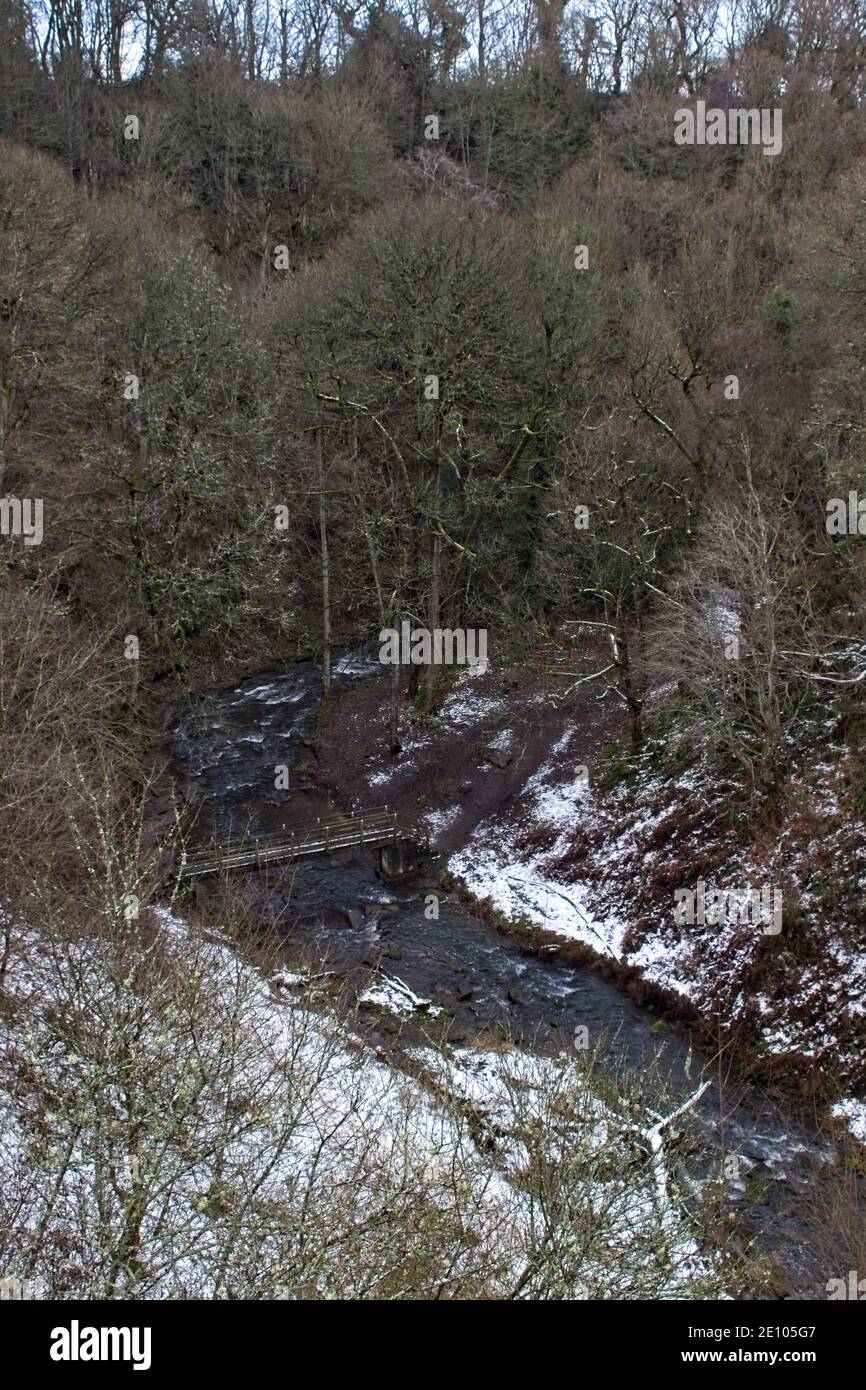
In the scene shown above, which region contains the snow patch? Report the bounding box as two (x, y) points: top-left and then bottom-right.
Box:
(831, 1098), (866, 1145)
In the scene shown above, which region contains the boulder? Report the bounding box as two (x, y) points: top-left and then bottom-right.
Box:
(482, 744), (512, 768)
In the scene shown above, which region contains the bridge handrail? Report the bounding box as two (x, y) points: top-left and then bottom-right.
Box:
(183, 826), (399, 871)
(183, 807), (397, 858)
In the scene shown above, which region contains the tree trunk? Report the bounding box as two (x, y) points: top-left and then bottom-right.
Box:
(0, 388), (10, 494)
(246, 0), (257, 79)
(424, 458), (442, 712)
(389, 638), (401, 753)
(317, 427), (331, 696)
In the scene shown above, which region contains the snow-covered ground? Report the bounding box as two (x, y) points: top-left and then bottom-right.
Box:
(446, 734), (866, 1145)
(358, 972), (443, 1017)
(364, 668), (507, 794)
(422, 804), (462, 844)
(0, 904), (720, 1299)
(831, 1098), (866, 1145)
(450, 738), (627, 959)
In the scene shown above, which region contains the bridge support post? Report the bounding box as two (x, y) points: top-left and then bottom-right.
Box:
(378, 838), (423, 883)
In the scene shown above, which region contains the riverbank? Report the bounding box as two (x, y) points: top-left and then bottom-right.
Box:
(312, 641), (866, 1147)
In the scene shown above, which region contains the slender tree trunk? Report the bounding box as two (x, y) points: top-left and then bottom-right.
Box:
(279, 9), (289, 85)
(246, 0), (257, 79)
(354, 419), (385, 627)
(0, 389), (10, 494)
(389, 632), (401, 753)
(424, 458), (442, 713)
(614, 614), (642, 745)
(360, 505), (384, 627)
(317, 428), (331, 696)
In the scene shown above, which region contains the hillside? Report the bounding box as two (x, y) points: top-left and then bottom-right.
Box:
(2, 0), (866, 1316)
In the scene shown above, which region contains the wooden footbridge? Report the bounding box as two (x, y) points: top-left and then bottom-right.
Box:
(177, 808), (425, 881)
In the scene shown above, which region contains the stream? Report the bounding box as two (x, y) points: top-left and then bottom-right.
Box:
(171, 646), (832, 1292)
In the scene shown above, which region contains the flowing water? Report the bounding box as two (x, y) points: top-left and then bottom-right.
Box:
(171, 647), (833, 1291)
